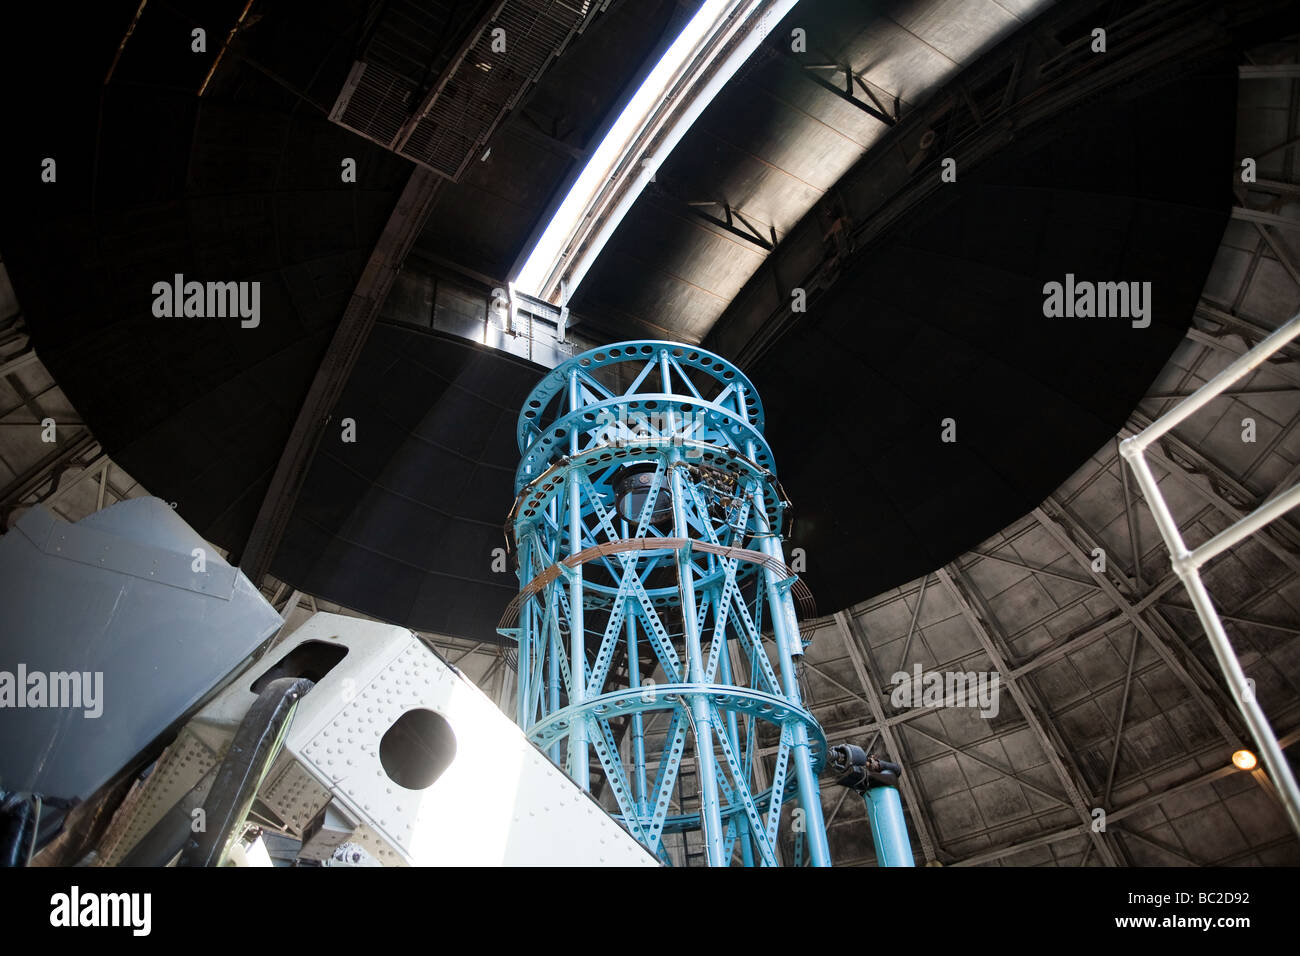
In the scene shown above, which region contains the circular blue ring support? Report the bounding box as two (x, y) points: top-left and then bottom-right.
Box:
(502, 340), (832, 866)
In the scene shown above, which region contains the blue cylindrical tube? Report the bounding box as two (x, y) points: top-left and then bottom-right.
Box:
(864, 785), (915, 867)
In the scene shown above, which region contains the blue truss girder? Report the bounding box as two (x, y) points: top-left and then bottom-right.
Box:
(504, 341), (832, 866)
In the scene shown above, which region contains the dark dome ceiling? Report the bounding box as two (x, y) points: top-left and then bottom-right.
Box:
(760, 57), (1238, 614)
(0, 0), (1274, 642)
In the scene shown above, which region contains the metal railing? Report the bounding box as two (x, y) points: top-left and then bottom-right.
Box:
(1119, 311), (1300, 837)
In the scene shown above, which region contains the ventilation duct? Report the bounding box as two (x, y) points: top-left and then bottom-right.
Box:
(330, 0), (599, 181)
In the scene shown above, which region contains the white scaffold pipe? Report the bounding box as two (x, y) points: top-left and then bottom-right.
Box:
(1121, 310), (1300, 456)
(1117, 309), (1300, 838)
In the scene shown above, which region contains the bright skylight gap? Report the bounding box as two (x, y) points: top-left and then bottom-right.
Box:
(513, 0), (800, 304)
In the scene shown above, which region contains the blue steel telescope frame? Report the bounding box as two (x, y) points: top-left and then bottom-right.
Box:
(499, 340), (832, 866)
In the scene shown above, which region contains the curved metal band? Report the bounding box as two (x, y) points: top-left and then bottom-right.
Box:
(511, 437), (783, 525)
(516, 394), (775, 491)
(525, 683), (827, 771)
(498, 537), (817, 640)
(517, 340), (767, 450)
